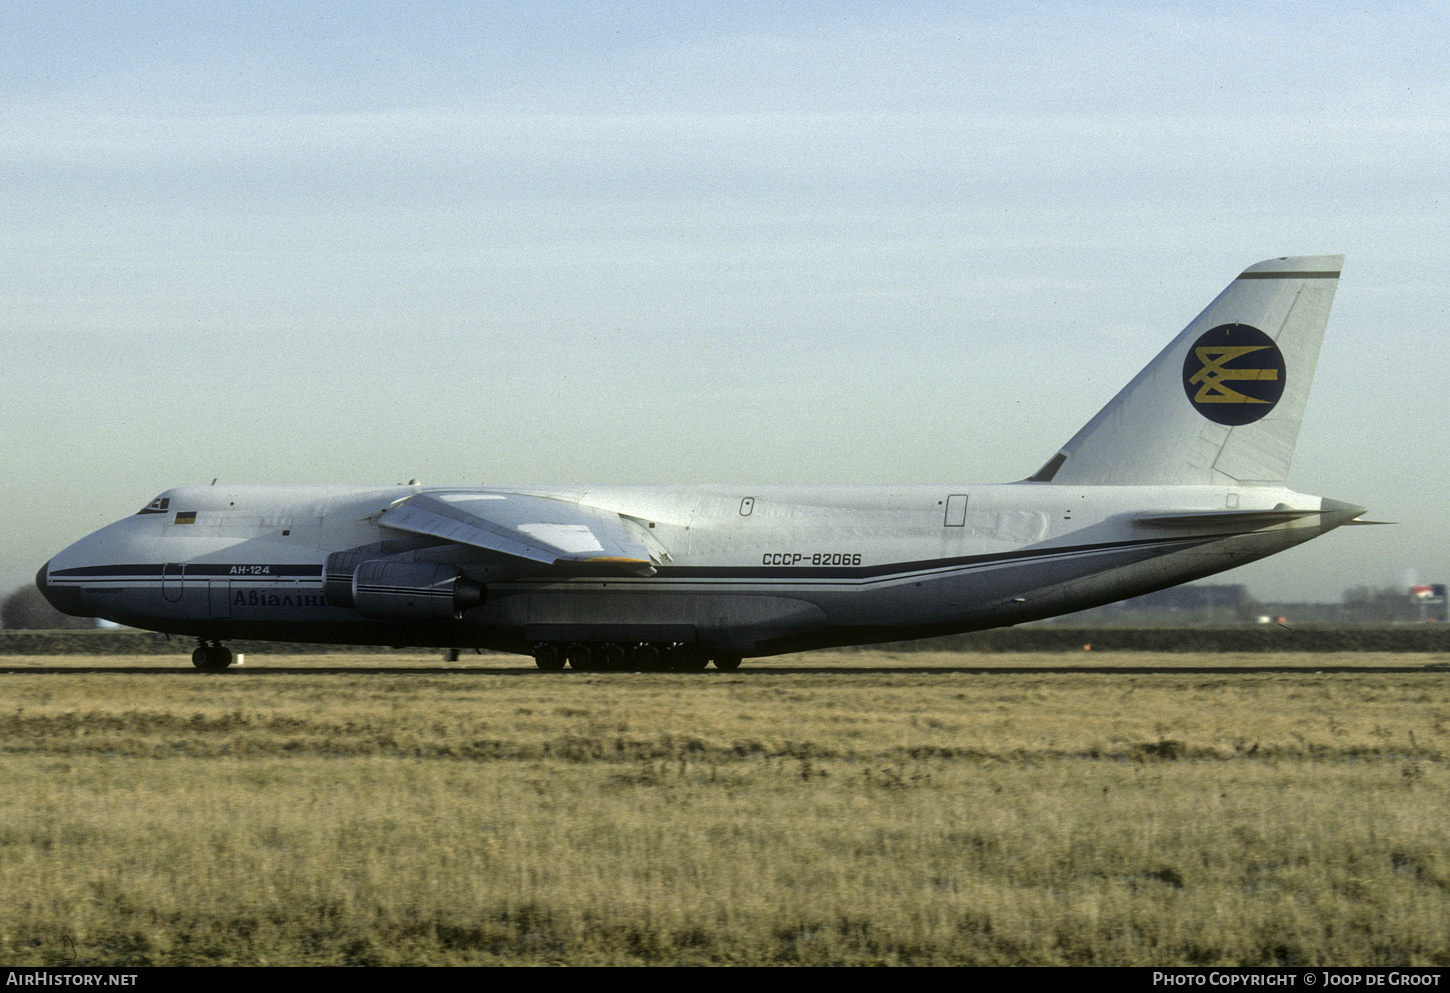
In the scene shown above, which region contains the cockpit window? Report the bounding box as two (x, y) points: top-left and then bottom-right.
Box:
(136, 496), (170, 515)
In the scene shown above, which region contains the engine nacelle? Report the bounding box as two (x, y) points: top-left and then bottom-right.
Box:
(347, 561), (485, 620)
(322, 548), (370, 608)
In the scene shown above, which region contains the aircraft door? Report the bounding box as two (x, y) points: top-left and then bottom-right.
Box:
(209, 581), (232, 619)
(162, 563), (184, 602)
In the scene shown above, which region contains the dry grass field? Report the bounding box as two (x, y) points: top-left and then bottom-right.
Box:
(2, 649), (1448, 966)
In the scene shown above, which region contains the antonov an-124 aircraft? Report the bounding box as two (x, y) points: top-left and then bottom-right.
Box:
(38, 256), (1366, 671)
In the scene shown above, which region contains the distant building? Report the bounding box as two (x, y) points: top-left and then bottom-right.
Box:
(1410, 584), (1447, 622)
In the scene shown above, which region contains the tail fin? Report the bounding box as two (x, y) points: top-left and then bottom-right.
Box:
(1028, 255), (1343, 486)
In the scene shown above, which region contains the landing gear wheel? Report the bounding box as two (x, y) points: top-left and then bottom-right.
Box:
(669, 646), (710, 671)
(597, 644), (627, 670)
(533, 643), (566, 670)
(713, 656), (742, 671)
(566, 644), (596, 670)
(191, 641), (233, 672)
(628, 644), (664, 671)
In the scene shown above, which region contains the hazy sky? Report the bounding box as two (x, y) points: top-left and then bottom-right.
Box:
(5, 1), (1448, 604)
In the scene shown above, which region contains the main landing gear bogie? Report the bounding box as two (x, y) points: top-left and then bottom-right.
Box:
(191, 640), (234, 672)
(531, 641), (742, 672)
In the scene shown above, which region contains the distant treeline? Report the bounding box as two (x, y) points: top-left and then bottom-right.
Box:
(3, 626), (1450, 656)
(872, 625), (1450, 653)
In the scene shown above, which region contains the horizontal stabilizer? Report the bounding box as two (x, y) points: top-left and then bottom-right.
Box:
(1136, 498), (1367, 532)
(1134, 508), (1323, 529)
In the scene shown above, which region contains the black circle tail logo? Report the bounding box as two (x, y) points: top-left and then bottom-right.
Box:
(1181, 324), (1285, 426)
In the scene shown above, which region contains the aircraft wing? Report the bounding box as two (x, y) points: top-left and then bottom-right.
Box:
(376, 491), (669, 576)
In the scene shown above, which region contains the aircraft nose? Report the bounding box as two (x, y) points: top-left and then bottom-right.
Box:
(35, 559), (88, 617)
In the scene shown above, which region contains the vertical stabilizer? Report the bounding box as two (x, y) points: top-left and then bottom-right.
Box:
(1029, 256), (1342, 486)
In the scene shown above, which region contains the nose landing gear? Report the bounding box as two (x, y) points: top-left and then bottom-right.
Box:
(191, 640), (234, 672)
